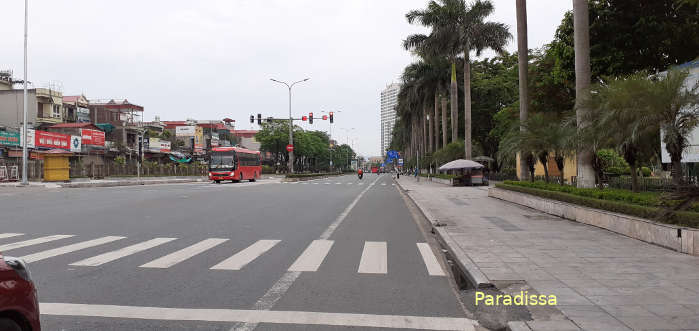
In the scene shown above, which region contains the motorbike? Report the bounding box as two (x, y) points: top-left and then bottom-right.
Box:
(358, 172), (363, 179)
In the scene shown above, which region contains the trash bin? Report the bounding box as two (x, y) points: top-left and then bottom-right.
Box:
(41, 149), (74, 182)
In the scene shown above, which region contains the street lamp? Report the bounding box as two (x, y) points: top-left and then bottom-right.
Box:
(21, 0), (28, 185)
(270, 77), (309, 173)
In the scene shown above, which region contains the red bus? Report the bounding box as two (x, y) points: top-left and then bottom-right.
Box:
(208, 147), (262, 183)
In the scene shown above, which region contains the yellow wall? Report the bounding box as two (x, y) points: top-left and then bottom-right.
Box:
(516, 153), (577, 183)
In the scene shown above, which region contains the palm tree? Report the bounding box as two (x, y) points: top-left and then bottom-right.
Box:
(405, 0), (462, 144)
(573, 0), (595, 188)
(649, 70), (699, 185)
(516, 0), (529, 180)
(455, 0), (511, 160)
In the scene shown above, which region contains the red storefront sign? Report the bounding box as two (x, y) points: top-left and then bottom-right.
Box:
(81, 129), (105, 146)
(35, 130), (70, 150)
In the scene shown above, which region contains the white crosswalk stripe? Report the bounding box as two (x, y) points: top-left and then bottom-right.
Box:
(0, 233), (23, 240)
(0, 235), (74, 252)
(2, 232), (446, 276)
(141, 238), (229, 268)
(288, 240), (333, 272)
(358, 241), (387, 274)
(21, 236), (126, 263)
(211, 240), (280, 270)
(416, 243), (446, 276)
(70, 238), (177, 267)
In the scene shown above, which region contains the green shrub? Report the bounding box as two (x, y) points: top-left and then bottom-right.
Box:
(261, 165), (275, 174)
(496, 183), (699, 228)
(641, 167), (652, 177)
(419, 173), (458, 179)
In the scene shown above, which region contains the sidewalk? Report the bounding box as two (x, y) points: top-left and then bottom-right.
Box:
(0, 176), (206, 188)
(396, 177), (699, 331)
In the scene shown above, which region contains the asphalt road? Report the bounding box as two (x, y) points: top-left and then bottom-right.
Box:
(0, 174), (476, 331)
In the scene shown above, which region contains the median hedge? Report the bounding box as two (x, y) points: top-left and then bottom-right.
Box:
(285, 172), (341, 178)
(419, 173), (459, 180)
(496, 182), (699, 228)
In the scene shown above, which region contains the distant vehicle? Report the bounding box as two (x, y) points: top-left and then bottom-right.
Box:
(208, 147), (262, 183)
(0, 253), (40, 331)
(371, 166), (379, 173)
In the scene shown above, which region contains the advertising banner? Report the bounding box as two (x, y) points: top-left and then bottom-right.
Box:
(159, 140), (171, 153)
(0, 131), (20, 147)
(194, 126), (205, 155)
(35, 130), (70, 150)
(81, 129), (105, 146)
(20, 129), (36, 149)
(77, 107), (90, 123)
(148, 137), (161, 152)
(176, 126), (196, 137)
(70, 135), (82, 152)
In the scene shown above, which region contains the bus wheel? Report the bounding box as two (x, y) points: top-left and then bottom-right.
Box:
(215, 180), (221, 184)
(249, 173), (256, 182)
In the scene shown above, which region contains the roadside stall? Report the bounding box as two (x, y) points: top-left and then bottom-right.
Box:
(41, 149), (74, 182)
(438, 159), (488, 186)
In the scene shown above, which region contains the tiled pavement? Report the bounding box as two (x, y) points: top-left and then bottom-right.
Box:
(397, 177), (699, 331)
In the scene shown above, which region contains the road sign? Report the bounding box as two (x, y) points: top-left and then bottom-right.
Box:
(398, 158), (404, 166)
(286, 144), (294, 152)
(70, 135), (82, 152)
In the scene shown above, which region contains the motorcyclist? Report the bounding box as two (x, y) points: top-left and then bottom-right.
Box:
(358, 168), (363, 179)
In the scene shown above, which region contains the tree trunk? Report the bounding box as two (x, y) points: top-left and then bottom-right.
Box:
(422, 105), (428, 156)
(434, 90), (440, 151)
(543, 161), (549, 183)
(630, 162), (639, 192)
(671, 153), (683, 186)
(450, 61), (458, 143)
(573, 0), (595, 188)
(516, 0), (530, 181)
(441, 97), (448, 148)
(429, 96), (434, 154)
(464, 49), (472, 160)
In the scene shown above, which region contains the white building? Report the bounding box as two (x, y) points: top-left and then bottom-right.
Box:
(380, 82), (400, 155)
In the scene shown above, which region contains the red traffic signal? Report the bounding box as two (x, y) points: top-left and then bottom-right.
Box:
(322, 115), (328, 120)
(309, 112), (314, 124)
(302, 116), (308, 121)
(329, 112), (334, 123)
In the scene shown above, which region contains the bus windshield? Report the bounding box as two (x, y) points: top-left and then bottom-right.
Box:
(210, 151), (235, 169)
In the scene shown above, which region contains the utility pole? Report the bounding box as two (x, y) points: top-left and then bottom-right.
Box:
(21, 0), (29, 185)
(271, 78), (309, 173)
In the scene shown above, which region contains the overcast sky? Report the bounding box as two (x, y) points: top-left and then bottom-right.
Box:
(2, 0), (571, 157)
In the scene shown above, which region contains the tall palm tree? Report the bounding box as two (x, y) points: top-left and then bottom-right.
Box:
(405, 0), (462, 144)
(573, 0), (595, 188)
(455, 0), (511, 160)
(516, 0), (529, 180)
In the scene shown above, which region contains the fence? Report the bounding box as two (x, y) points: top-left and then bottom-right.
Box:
(606, 176), (687, 192)
(1, 161), (44, 181)
(70, 163), (207, 178)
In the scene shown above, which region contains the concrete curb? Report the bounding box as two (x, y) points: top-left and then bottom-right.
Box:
(59, 178), (206, 188)
(393, 178), (493, 289)
(282, 174), (344, 182)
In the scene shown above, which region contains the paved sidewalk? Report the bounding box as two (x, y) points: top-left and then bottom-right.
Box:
(397, 177), (699, 331)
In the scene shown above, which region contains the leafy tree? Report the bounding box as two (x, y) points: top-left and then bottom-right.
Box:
(256, 121), (292, 172)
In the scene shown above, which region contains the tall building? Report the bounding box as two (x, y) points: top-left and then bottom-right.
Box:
(380, 82), (400, 155)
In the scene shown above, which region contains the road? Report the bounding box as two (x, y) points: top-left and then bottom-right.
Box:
(0, 174), (477, 330)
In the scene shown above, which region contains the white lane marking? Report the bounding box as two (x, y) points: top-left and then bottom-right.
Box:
(21, 236), (126, 263)
(358, 182), (364, 185)
(210, 240), (280, 270)
(313, 183), (319, 185)
(287, 240), (333, 272)
(392, 183), (395, 186)
(0, 233), (23, 240)
(0, 235), (74, 252)
(40, 303), (477, 330)
(357, 241), (387, 274)
(70, 238), (177, 266)
(324, 182), (331, 185)
(347, 182), (353, 185)
(335, 182), (342, 185)
(381, 183), (387, 186)
(417, 243), (446, 276)
(233, 176), (381, 331)
(141, 238), (229, 269)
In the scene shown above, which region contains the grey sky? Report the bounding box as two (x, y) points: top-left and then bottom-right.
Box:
(2, 0), (571, 157)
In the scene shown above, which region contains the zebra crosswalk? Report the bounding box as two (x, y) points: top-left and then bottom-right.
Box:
(0, 233), (446, 276)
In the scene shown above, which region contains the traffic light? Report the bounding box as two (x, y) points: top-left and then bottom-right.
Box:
(137, 135), (143, 159)
(322, 115), (328, 120)
(250, 115), (254, 123)
(329, 112), (334, 123)
(267, 117), (273, 123)
(257, 114), (262, 125)
(309, 112), (313, 124)
(302, 115), (308, 121)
